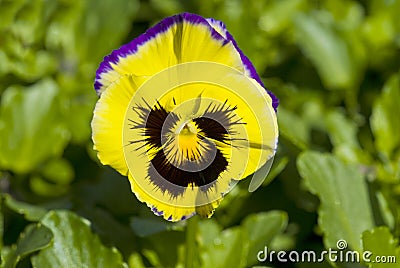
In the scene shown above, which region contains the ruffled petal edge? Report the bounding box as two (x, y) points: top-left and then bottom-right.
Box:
(95, 13), (229, 94)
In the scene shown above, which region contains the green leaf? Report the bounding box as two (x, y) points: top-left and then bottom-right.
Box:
(13, 224), (52, 259)
(259, 0), (306, 36)
(199, 226), (245, 268)
(362, 226), (400, 268)
(130, 217), (176, 237)
(242, 211), (288, 266)
(325, 109), (360, 148)
(0, 0), (27, 30)
(0, 79), (69, 173)
(2, 223), (53, 268)
(370, 73), (400, 158)
(3, 194), (47, 221)
(333, 144), (373, 166)
(1, 247), (12, 268)
(374, 191), (395, 230)
(149, 0), (182, 16)
(294, 12), (358, 89)
(128, 252), (146, 268)
(278, 107), (309, 149)
(46, 0), (139, 65)
(29, 175), (70, 197)
(141, 249), (161, 267)
(262, 156), (289, 187)
(197, 220), (222, 248)
(216, 186), (251, 226)
(78, 207), (137, 255)
(297, 151), (374, 252)
(0, 195), (3, 249)
(1, 3), (58, 82)
(197, 211), (288, 268)
(145, 230), (185, 267)
(323, 0), (363, 29)
(10, 49), (56, 81)
(40, 158), (74, 185)
(63, 93), (96, 144)
(10, 1), (44, 45)
(31, 210), (127, 268)
(82, 0), (139, 62)
(364, 15), (395, 47)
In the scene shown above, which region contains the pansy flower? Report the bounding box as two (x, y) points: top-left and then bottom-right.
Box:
(92, 13), (279, 221)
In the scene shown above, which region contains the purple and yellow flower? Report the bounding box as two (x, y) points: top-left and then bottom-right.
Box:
(91, 13), (279, 221)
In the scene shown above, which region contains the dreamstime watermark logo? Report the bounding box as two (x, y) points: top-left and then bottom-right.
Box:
(257, 239), (397, 264)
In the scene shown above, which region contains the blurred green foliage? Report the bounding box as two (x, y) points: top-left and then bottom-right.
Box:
(0, 0), (400, 267)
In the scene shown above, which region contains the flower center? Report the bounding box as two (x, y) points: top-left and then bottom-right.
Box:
(176, 121), (201, 161)
(128, 99), (241, 192)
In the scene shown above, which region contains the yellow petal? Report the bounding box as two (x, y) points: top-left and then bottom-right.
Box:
(92, 75), (146, 175)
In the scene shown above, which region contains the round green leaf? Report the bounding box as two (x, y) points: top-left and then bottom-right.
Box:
(31, 210), (127, 268)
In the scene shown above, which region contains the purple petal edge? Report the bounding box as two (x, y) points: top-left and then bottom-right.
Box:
(151, 206), (196, 221)
(206, 17), (279, 111)
(151, 206), (163, 216)
(94, 13), (228, 94)
(224, 28), (279, 111)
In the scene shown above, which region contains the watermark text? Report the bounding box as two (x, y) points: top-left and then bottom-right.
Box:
(257, 239), (396, 264)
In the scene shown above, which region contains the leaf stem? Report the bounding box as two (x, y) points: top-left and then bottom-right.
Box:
(185, 215), (199, 268)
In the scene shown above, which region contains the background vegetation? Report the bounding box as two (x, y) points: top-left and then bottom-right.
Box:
(0, 0), (399, 267)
